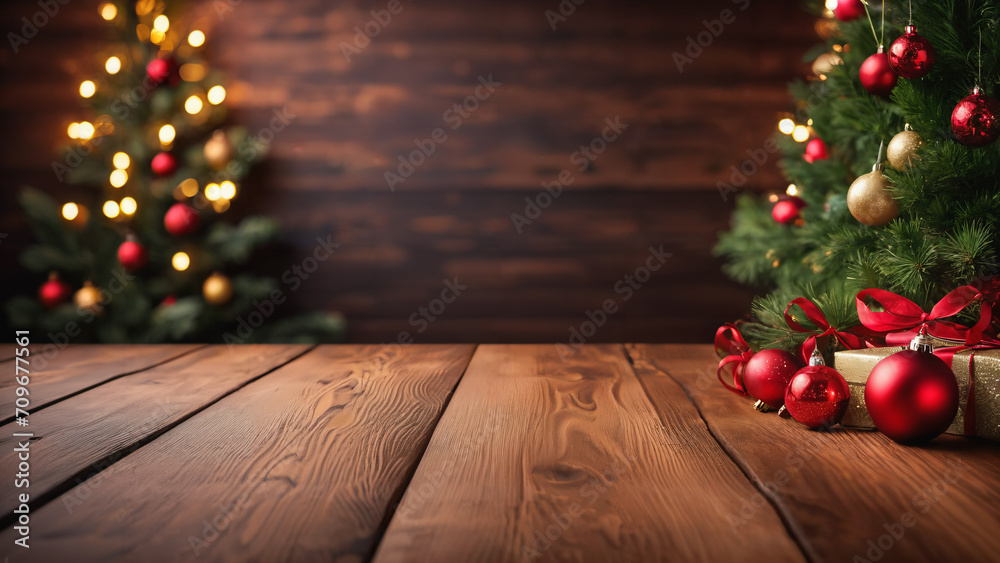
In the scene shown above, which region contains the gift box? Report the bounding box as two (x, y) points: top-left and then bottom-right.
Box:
(834, 344), (1000, 441)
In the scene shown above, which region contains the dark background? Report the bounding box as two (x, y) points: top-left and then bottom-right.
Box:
(0, 0), (816, 343)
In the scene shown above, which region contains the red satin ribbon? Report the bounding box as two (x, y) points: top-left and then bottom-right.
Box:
(783, 297), (870, 362)
(931, 343), (1000, 436)
(716, 323), (752, 396)
(856, 286), (991, 345)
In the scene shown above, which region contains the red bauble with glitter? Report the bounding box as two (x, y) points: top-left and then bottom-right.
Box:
(744, 349), (803, 409)
(833, 0), (865, 21)
(951, 86), (1000, 147)
(865, 337), (959, 443)
(38, 273), (73, 309)
(784, 353), (851, 430)
(804, 138), (828, 163)
(146, 57), (177, 85)
(888, 25), (935, 79)
(117, 238), (148, 271)
(151, 152), (178, 176)
(164, 203), (199, 236)
(772, 196), (806, 225)
(860, 50), (898, 97)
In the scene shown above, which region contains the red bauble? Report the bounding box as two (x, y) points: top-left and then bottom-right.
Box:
(151, 152), (178, 176)
(888, 25), (935, 79)
(743, 349), (803, 409)
(859, 51), (898, 97)
(117, 239), (148, 271)
(865, 349), (959, 443)
(146, 57), (176, 85)
(38, 273), (72, 309)
(164, 203), (199, 236)
(785, 362), (851, 429)
(804, 138), (828, 163)
(951, 87), (1000, 147)
(772, 196), (806, 225)
(160, 294), (177, 307)
(833, 0), (865, 21)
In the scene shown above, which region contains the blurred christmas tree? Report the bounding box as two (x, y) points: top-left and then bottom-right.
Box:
(716, 0), (1000, 353)
(6, 0), (345, 343)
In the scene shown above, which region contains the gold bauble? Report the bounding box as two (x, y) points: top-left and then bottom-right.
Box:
(886, 129), (922, 171)
(74, 281), (104, 314)
(847, 169), (899, 227)
(202, 272), (234, 306)
(812, 52), (843, 78)
(204, 130), (234, 171)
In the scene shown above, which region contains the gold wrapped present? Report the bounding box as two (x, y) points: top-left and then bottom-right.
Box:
(833, 345), (1000, 441)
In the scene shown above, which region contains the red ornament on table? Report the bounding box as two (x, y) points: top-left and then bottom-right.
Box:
(833, 0), (865, 21)
(146, 57), (177, 86)
(164, 203), (199, 236)
(117, 236), (148, 271)
(860, 47), (898, 97)
(772, 196), (806, 225)
(865, 331), (959, 443)
(38, 272), (72, 309)
(888, 25), (935, 79)
(151, 152), (178, 176)
(743, 349), (804, 411)
(951, 86), (1000, 147)
(783, 350), (851, 429)
(803, 138), (828, 163)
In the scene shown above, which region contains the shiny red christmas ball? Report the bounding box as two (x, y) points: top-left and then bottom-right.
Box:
(744, 349), (803, 409)
(865, 350), (959, 443)
(785, 364), (851, 429)
(164, 203), (199, 236)
(38, 274), (72, 309)
(833, 0), (865, 21)
(772, 196), (806, 225)
(888, 25), (935, 79)
(804, 138), (828, 163)
(859, 51), (898, 97)
(146, 57), (176, 85)
(117, 240), (148, 271)
(151, 152), (178, 176)
(951, 87), (1000, 147)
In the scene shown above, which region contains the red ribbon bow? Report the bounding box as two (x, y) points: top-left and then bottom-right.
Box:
(856, 286), (991, 346)
(783, 297), (871, 363)
(716, 323), (753, 395)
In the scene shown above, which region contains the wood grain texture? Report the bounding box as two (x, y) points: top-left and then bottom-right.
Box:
(0, 344), (474, 562)
(0, 344), (309, 527)
(373, 344), (805, 563)
(627, 344), (1000, 563)
(0, 344), (200, 424)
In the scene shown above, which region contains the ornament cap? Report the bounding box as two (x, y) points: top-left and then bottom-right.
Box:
(972, 85), (983, 96)
(808, 349), (826, 366)
(777, 405), (791, 419)
(752, 399), (773, 413)
(876, 44), (885, 54)
(905, 24), (917, 35)
(909, 328), (934, 354)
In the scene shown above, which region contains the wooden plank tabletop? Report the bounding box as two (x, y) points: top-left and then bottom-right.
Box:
(1, 344), (998, 563)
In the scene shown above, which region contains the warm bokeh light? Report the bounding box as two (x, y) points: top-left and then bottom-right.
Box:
(150, 29), (165, 44)
(778, 119), (795, 135)
(113, 152), (130, 169)
(768, 194), (780, 203)
(172, 251), (191, 271)
(135, 0), (154, 16)
(179, 178), (200, 198)
(188, 30), (205, 47)
(185, 95), (204, 114)
(825, 0), (838, 10)
(207, 86), (226, 105)
(106, 56), (122, 74)
(792, 125), (810, 143)
(77, 121), (96, 140)
(80, 80), (97, 98)
(786, 184), (798, 196)
(213, 198), (231, 213)
(110, 169), (128, 188)
(120, 197), (137, 215)
(220, 181), (236, 199)
(204, 183), (221, 201)
(100, 3), (117, 20)
(62, 203), (79, 221)
(67, 123), (80, 139)
(153, 15), (169, 32)
(103, 200), (120, 218)
(159, 124), (176, 144)
(179, 63), (206, 82)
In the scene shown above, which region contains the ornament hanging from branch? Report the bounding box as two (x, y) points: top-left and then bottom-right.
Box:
(847, 141), (898, 227)
(952, 30), (1000, 147)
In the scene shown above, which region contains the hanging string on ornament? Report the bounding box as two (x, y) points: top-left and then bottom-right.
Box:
(859, 1), (898, 97)
(888, 0), (935, 79)
(952, 30), (1000, 147)
(847, 140), (899, 227)
(886, 123), (922, 170)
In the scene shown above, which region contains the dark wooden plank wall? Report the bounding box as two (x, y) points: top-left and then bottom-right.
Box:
(0, 0), (817, 343)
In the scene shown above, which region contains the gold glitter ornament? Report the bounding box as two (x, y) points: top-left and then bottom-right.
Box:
(887, 125), (922, 171)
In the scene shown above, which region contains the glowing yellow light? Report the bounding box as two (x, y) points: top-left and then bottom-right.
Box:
(185, 96), (204, 114)
(159, 124), (176, 145)
(120, 197), (137, 215)
(113, 152), (130, 169)
(109, 169), (128, 188)
(212, 198), (230, 213)
(768, 194), (780, 203)
(188, 30), (205, 47)
(67, 123), (80, 139)
(100, 3), (117, 20)
(172, 252), (191, 271)
(105, 56), (121, 74)
(807, 119), (814, 127)
(179, 63), (206, 82)
(150, 29), (165, 44)
(103, 200), (120, 218)
(206, 86), (226, 105)
(786, 184), (798, 196)
(179, 178), (199, 198)
(62, 203), (79, 220)
(220, 181), (236, 199)
(135, 0), (154, 16)
(792, 125), (810, 143)
(77, 121), (95, 140)
(825, 0), (838, 9)
(204, 183), (221, 201)
(79, 80), (97, 98)
(153, 15), (169, 32)
(778, 119), (795, 135)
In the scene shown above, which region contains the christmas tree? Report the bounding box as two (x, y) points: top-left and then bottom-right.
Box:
(716, 0), (1000, 356)
(6, 1), (345, 344)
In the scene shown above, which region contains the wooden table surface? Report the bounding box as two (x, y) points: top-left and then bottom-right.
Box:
(1, 344), (999, 563)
